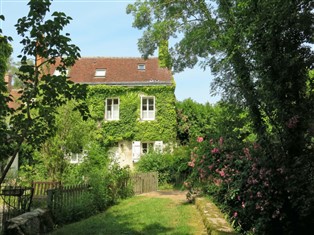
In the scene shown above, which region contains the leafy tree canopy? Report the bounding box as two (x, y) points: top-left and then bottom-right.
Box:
(128, 1), (314, 233)
(0, 0), (89, 184)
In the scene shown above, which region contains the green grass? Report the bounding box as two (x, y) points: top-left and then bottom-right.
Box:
(50, 195), (205, 235)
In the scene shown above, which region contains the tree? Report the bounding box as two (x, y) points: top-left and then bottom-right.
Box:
(28, 101), (95, 182)
(6, 57), (34, 88)
(0, 16), (14, 173)
(127, 0), (314, 233)
(0, 0), (88, 184)
(176, 99), (213, 144)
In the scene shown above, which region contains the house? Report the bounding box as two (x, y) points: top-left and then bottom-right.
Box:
(53, 57), (177, 168)
(2, 74), (19, 177)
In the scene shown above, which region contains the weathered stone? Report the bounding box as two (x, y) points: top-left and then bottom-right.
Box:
(195, 198), (238, 235)
(5, 208), (54, 235)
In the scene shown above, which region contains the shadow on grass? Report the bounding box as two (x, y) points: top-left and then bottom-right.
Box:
(52, 209), (176, 235)
(52, 196), (197, 235)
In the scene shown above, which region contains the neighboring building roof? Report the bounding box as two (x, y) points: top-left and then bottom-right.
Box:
(8, 89), (21, 110)
(53, 57), (173, 86)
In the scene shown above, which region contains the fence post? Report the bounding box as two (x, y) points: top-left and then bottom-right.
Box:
(47, 189), (53, 210)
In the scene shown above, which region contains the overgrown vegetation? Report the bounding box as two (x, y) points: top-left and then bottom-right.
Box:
(87, 84), (177, 146)
(0, 0), (89, 185)
(135, 146), (191, 187)
(128, 0), (314, 234)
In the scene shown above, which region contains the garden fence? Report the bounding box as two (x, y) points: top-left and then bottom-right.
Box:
(32, 181), (61, 200)
(46, 184), (90, 212)
(0, 185), (33, 234)
(132, 172), (158, 194)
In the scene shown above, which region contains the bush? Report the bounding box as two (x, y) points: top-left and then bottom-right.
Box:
(185, 136), (314, 234)
(53, 191), (95, 225)
(88, 163), (133, 212)
(135, 146), (191, 187)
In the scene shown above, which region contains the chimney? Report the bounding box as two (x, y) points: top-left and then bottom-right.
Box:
(4, 73), (12, 92)
(158, 40), (172, 69)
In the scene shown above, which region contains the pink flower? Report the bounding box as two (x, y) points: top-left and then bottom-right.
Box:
(188, 161), (195, 167)
(242, 201), (246, 208)
(197, 136), (204, 142)
(208, 164), (214, 170)
(219, 170), (225, 177)
(233, 211), (238, 218)
(211, 148), (219, 154)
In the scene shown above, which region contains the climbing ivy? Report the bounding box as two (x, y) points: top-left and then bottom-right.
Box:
(87, 84), (177, 146)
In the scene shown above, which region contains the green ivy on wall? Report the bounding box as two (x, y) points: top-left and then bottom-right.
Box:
(87, 84), (177, 146)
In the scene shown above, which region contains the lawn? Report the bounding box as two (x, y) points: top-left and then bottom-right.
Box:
(50, 194), (205, 235)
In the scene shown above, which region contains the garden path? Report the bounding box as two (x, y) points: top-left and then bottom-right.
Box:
(140, 190), (208, 234)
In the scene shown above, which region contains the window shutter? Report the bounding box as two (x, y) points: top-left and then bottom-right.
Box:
(132, 141), (141, 162)
(154, 141), (163, 153)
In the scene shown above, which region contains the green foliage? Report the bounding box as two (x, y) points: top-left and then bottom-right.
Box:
(19, 101), (95, 182)
(88, 84), (177, 146)
(176, 99), (214, 144)
(176, 100), (255, 144)
(87, 163), (133, 212)
(186, 137), (314, 234)
(0, 16), (14, 169)
(128, 1), (314, 233)
(50, 196), (205, 235)
(135, 146), (191, 187)
(0, 0), (89, 184)
(52, 190), (95, 225)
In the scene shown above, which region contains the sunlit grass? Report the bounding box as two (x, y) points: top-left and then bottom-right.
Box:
(50, 195), (205, 235)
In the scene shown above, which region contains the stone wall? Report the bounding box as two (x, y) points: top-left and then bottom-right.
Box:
(195, 198), (238, 235)
(5, 208), (54, 235)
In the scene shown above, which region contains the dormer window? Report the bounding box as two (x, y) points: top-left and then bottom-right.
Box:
(53, 69), (68, 76)
(138, 64), (145, 70)
(95, 69), (106, 77)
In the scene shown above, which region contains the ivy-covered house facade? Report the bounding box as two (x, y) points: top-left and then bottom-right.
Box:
(62, 57), (177, 168)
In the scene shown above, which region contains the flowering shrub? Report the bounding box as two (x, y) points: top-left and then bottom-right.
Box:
(185, 137), (302, 234)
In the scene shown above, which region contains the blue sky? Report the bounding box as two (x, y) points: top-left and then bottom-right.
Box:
(0, 0), (220, 104)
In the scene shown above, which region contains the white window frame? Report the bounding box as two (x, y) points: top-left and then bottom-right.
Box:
(137, 64), (146, 70)
(69, 151), (86, 164)
(141, 142), (154, 154)
(141, 96), (155, 120)
(132, 141), (164, 162)
(53, 69), (68, 76)
(105, 98), (119, 120)
(95, 68), (106, 77)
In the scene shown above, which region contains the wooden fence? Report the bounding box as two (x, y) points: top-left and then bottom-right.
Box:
(32, 181), (61, 199)
(132, 172), (158, 194)
(31, 172), (158, 220)
(46, 184), (90, 212)
(0, 186), (34, 233)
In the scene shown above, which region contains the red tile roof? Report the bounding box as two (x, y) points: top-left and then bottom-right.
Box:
(8, 89), (21, 110)
(53, 57), (173, 85)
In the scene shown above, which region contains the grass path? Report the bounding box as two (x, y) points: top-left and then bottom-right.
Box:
(50, 190), (206, 235)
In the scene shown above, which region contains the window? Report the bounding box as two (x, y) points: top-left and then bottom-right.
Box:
(68, 152), (86, 164)
(141, 96), (155, 120)
(138, 64), (145, 70)
(95, 68), (106, 77)
(132, 141), (164, 162)
(53, 69), (68, 76)
(141, 142), (154, 154)
(105, 98), (119, 120)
